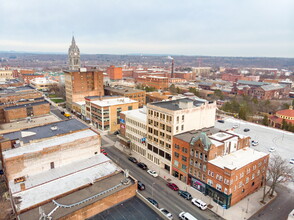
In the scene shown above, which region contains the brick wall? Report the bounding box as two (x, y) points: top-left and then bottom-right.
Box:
(59, 183), (137, 220)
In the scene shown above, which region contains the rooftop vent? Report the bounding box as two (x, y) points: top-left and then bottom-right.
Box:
(51, 126), (58, 131)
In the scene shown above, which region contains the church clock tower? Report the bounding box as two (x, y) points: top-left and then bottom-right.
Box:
(68, 36), (81, 70)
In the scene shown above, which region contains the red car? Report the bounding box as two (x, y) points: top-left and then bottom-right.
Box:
(167, 183), (179, 191)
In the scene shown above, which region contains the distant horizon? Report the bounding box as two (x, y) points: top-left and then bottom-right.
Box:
(1, 1), (293, 58)
(1, 50), (293, 59)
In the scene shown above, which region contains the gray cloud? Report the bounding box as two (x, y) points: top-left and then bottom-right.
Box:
(0, 0), (293, 57)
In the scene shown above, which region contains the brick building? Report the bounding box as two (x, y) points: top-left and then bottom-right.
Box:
(249, 84), (287, 100)
(146, 91), (173, 103)
(269, 106), (294, 128)
(172, 129), (250, 186)
(136, 76), (169, 90)
(0, 119), (137, 218)
(0, 69), (14, 81)
(107, 65), (123, 80)
(3, 101), (50, 123)
(0, 86), (44, 123)
(104, 86), (146, 107)
(64, 68), (104, 109)
(21, 73), (45, 84)
(207, 148), (268, 208)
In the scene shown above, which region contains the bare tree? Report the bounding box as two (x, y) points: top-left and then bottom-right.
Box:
(262, 155), (294, 202)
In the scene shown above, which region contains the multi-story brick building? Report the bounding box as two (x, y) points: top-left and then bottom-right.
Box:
(0, 86), (44, 123)
(3, 100), (50, 123)
(107, 65), (123, 80)
(172, 129), (250, 188)
(21, 73), (45, 84)
(90, 97), (139, 132)
(248, 84), (287, 100)
(104, 86), (146, 107)
(136, 76), (169, 90)
(207, 148), (268, 208)
(146, 98), (216, 173)
(64, 68), (104, 109)
(146, 91), (173, 103)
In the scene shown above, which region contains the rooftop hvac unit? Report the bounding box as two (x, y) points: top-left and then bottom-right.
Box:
(51, 126), (58, 131)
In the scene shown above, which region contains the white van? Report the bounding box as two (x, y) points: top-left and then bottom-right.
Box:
(179, 212), (198, 220)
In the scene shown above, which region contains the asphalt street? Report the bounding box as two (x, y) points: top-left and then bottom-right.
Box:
(103, 143), (223, 220)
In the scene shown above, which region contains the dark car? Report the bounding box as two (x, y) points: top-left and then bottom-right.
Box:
(244, 128), (250, 132)
(178, 190), (192, 200)
(217, 119), (225, 123)
(0, 169), (3, 175)
(146, 197), (158, 208)
(167, 183), (179, 191)
(137, 162), (148, 170)
(114, 130), (120, 135)
(138, 181), (145, 190)
(128, 157), (138, 163)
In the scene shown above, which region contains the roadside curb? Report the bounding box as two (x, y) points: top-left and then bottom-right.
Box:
(248, 192), (278, 219)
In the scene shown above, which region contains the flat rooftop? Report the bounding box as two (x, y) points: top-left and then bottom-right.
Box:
(91, 97), (138, 107)
(149, 98), (207, 111)
(3, 129), (97, 159)
(209, 147), (268, 170)
(121, 107), (147, 123)
(0, 86), (35, 94)
(15, 155), (122, 214)
(4, 100), (49, 110)
(1, 119), (89, 143)
(105, 86), (144, 94)
(209, 132), (233, 142)
(174, 127), (219, 143)
(88, 196), (163, 220)
(0, 114), (61, 134)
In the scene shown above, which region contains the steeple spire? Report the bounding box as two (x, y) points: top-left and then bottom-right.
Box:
(68, 36), (80, 70)
(71, 36), (76, 45)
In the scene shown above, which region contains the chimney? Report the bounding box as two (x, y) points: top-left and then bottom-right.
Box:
(20, 183), (26, 191)
(171, 59), (174, 78)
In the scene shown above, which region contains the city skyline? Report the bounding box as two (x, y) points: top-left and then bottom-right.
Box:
(0, 0), (293, 58)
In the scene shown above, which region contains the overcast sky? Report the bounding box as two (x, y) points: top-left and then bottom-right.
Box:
(0, 0), (293, 57)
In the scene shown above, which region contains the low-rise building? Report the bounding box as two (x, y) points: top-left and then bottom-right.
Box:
(30, 77), (58, 91)
(104, 86), (146, 107)
(136, 76), (169, 90)
(269, 106), (294, 128)
(0, 119), (137, 219)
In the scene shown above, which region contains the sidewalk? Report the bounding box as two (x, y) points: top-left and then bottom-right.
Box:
(112, 140), (277, 220)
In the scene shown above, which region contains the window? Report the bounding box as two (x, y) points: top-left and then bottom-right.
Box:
(174, 160), (179, 167)
(238, 181), (243, 188)
(174, 152), (179, 158)
(196, 151), (199, 158)
(208, 170), (211, 176)
(246, 177), (249, 184)
(257, 170), (260, 176)
(182, 156), (187, 162)
(224, 188), (228, 194)
(175, 144), (180, 149)
(182, 164), (187, 170)
(219, 176), (223, 182)
(182, 147), (187, 153)
(252, 173), (255, 180)
(211, 172), (214, 177)
(216, 184), (222, 191)
(207, 179), (213, 186)
(181, 125), (184, 130)
(247, 168), (251, 174)
(128, 106), (132, 110)
(182, 115), (184, 121)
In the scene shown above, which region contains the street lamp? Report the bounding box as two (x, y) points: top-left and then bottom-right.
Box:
(152, 182), (155, 198)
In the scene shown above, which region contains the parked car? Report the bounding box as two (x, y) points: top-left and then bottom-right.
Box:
(191, 198), (207, 210)
(102, 151), (108, 156)
(137, 162), (148, 170)
(147, 170), (158, 177)
(251, 140), (259, 146)
(0, 169), (3, 175)
(167, 183), (179, 191)
(128, 157), (138, 163)
(178, 190), (192, 200)
(137, 181), (145, 190)
(290, 158), (294, 164)
(179, 212), (198, 220)
(217, 119), (225, 123)
(147, 197), (158, 208)
(159, 208), (173, 219)
(269, 147), (276, 153)
(114, 130), (120, 135)
(244, 128), (250, 132)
